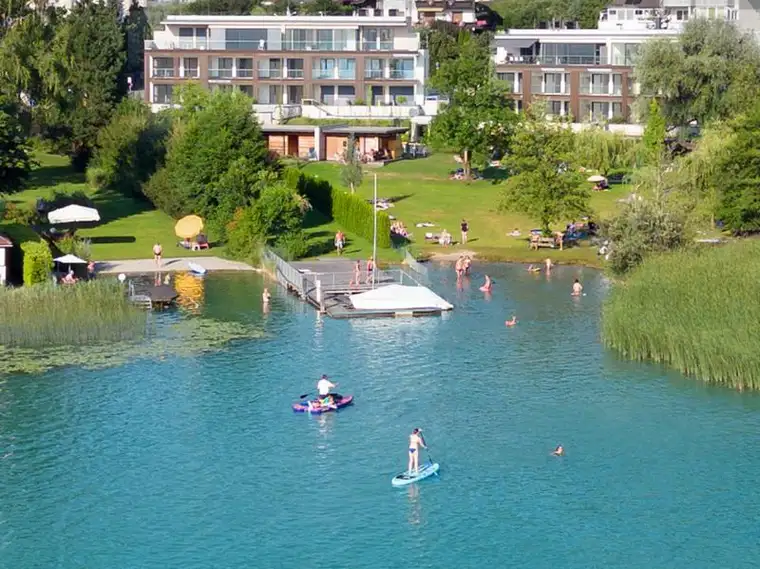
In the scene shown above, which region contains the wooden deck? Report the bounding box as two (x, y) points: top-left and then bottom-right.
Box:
(263, 250), (447, 319)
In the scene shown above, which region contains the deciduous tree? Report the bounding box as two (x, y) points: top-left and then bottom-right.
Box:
(340, 134), (363, 194)
(0, 102), (34, 195)
(499, 110), (588, 232)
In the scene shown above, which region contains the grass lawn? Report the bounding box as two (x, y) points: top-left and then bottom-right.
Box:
(2, 153), (221, 261)
(302, 154), (627, 266)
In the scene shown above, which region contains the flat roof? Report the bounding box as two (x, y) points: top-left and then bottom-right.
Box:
(261, 124), (317, 133)
(324, 126), (408, 135)
(163, 15), (409, 27)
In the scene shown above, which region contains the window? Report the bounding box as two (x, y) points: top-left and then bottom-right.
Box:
(153, 84), (173, 104)
(547, 100), (568, 117)
(612, 74), (622, 96)
(286, 59), (304, 79)
(238, 85), (254, 98)
(365, 59), (384, 79)
(363, 28), (392, 51)
(258, 85), (281, 105)
(389, 9), (398, 16)
(389, 85), (413, 105)
(226, 29), (266, 50)
(258, 59), (282, 79)
(580, 72), (609, 95)
(337, 85), (356, 105)
(389, 58), (414, 79)
(316, 30), (333, 51)
(237, 58), (254, 78)
(183, 58), (199, 78)
(337, 58), (355, 80)
(531, 71), (542, 94)
(209, 57), (233, 79)
(543, 73), (563, 95)
(312, 59), (335, 79)
(497, 71), (520, 93)
(319, 85), (335, 105)
(178, 27), (207, 49)
(152, 57), (174, 78)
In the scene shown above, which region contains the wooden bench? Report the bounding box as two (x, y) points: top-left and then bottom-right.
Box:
(530, 235), (564, 250)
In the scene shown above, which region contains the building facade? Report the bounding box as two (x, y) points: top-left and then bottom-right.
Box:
(492, 28), (679, 122)
(144, 11), (428, 111)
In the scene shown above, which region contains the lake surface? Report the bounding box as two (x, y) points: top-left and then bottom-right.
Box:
(2, 265), (760, 569)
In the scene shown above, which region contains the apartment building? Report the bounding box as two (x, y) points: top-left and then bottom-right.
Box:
(143, 8), (428, 111)
(598, 0), (738, 31)
(493, 23), (679, 123)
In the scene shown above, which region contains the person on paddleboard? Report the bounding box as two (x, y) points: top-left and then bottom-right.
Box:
(408, 428), (427, 474)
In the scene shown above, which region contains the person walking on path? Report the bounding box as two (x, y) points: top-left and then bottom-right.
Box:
(351, 260), (361, 287)
(334, 231), (345, 255)
(366, 256), (375, 284)
(153, 243), (163, 268)
(460, 219), (469, 245)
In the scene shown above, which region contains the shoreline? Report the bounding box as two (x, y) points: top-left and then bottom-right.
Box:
(424, 249), (605, 269)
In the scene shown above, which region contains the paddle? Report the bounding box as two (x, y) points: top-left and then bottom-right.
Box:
(299, 392), (311, 399)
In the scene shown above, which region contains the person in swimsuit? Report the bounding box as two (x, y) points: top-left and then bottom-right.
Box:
(262, 288), (271, 304)
(505, 316), (517, 327)
(545, 258), (553, 272)
(351, 260), (361, 286)
(463, 256), (472, 275)
(365, 256), (375, 284)
(479, 275), (492, 292)
(153, 242), (163, 268)
(571, 279), (583, 296)
(552, 445), (564, 456)
(408, 428), (427, 474)
(460, 219), (469, 245)
(455, 256), (464, 278)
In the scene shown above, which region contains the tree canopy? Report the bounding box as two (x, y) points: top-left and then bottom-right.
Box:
(499, 110), (588, 232)
(635, 19), (760, 126)
(0, 100), (34, 195)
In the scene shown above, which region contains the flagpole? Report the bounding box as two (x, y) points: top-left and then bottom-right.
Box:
(372, 173), (378, 289)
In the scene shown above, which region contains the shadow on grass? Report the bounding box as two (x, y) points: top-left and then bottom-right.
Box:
(388, 194), (413, 203)
(303, 209), (331, 230)
(481, 167), (508, 182)
(90, 189), (153, 224)
(28, 164), (86, 188)
(89, 236), (137, 244)
(307, 238), (334, 257)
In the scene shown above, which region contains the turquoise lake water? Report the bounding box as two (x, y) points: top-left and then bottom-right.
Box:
(2, 265), (760, 569)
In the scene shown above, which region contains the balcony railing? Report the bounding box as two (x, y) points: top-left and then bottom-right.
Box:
(286, 69), (305, 79)
(338, 70), (356, 80)
(500, 55), (604, 66)
(149, 38), (406, 52)
(181, 69), (200, 78)
(237, 69), (255, 78)
(312, 69), (335, 79)
(258, 68), (283, 79)
(152, 68), (175, 78)
(208, 69), (233, 79)
(389, 69), (414, 79)
(365, 69), (384, 79)
(362, 41), (393, 51)
(581, 85), (610, 95)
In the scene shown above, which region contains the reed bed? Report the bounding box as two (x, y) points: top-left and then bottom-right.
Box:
(0, 280), (146, 349)
(602, 241), (760, 390)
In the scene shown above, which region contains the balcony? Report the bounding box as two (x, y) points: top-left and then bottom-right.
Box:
(365, 69), (384, 79)
(237, 69), (255, 78)
(208, 69), (233, 79)
(286, 69), (304, 79)
(389, 69), (414, 80)
(152, 68), (175, 78)
(338, 70), (356, 80)
(312, 69), (336, 80)
(181, 69), (199, 79)
(362, 41), (393, 52)
(498, 55), (604, 66)
(258, 68), (283, 79)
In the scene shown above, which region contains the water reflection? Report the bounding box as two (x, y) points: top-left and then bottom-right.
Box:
(407, 484), (421, 526)
(174, 272), (205, 313)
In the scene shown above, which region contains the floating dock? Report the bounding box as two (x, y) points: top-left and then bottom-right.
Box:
(263, 250), (452, 319)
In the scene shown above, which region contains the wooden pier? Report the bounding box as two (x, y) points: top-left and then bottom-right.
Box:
(262, 249), (449, 319)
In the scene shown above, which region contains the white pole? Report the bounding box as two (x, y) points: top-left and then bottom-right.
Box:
(372, 173), (378, 289)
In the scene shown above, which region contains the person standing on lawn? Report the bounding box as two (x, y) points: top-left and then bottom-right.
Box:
(460, 219), (469, 245)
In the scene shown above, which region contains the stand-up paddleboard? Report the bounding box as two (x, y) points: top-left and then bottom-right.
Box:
(391, 460), (439, 487)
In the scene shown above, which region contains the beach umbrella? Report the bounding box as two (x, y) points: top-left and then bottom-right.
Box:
(175, 215), (204, 239)
(586, 174), (606, 183)
(53, 254), (87, 275)
(48, 205), (100, 224)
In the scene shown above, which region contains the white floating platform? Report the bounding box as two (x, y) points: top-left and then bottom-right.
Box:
(350, 284), (453, 312)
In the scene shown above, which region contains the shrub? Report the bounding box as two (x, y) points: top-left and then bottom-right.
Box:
(275, 230), (310, 260)
(21, 241), (53, 285)
(283, 166), (302, 190)
(3, 202), (38, 225)
(225, 207), (264, 264)
(46, 188), (92, 210)
(332, 188), (391, 248)
(57, 236), (92, 261)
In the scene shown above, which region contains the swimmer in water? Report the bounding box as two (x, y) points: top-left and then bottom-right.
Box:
(262, 288), (271, 303)
(479, 275), (492, 292)
(455, 256), (464, 278)
(552, 445), (564, 456)
(571, 279), (583, 296)
(545, 258), (553, 272)
(463, 255), (472, 275)
(527, 264), (540, 273)
(505, 316), (517, 327)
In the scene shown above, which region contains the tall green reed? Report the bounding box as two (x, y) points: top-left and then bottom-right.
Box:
(0, 280), (146, 349)
(602, 240), (760, 390)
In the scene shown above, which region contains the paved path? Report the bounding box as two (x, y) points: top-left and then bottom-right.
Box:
(96, 257), (258, 274)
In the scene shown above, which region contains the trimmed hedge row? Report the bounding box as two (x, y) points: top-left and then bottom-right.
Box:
(21, 241), (53, 285)
(286, 167), (391, 248)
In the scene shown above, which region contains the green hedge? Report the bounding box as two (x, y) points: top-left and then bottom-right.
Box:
(21, 241), (53, 285)
(290, 171), (391, 248)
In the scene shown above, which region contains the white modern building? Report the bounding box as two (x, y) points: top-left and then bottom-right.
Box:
(144, 5), (429, 112)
